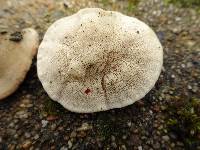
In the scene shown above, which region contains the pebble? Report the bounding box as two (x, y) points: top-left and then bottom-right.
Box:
(171, 143), (175, 147)
(24, 132), (31, 138)
(60, 146), (68, 150)
(47, 115), (58, 121)
(21, 140), (32, 149)
(111, 142), (117, 148)
(51, 123), (57, 131)
(153, 142), (160, 149)
(33, 134), (39, 140)
(192, 85), (198, 93)
(181, 64), (185, 68)
(77, 123), (91, 131)
(15, 110), (28, 119)
(177, 141), (184, 146)
(121, 145), (127, 150)
(68, 140), (73, 149)
(186, 62), (193, 68)
(187, 85), (192, 90)
(122, 135), (127, 140)
(127, 121), (132, 127)
(70, 131), (77, 138)
(171, 74), (175, 78)
(162, 135), (170, 142)
(41, 120), (48, 128)
(111, 135), (116, 142)
(138, 146), (143, 150)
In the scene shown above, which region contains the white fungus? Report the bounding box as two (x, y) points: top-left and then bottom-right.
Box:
(37, 8), (163, 113)
(0, 28), (39, 100)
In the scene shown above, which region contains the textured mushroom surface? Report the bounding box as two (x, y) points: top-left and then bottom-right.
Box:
(0, 28), (39, 100)
(37, 8), (163, 113)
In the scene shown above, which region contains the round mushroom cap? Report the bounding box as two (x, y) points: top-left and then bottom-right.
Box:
(37, 8), (163, 113)
(0, 28), (39, 100)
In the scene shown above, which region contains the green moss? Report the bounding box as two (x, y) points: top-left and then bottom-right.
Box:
(44, 98), (65, 115)
(127, 0), (140, 12)
(166, 97), (200, 148)
(101, 0), (110, 6)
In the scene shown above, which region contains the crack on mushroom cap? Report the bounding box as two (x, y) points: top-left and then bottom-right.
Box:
(37, 8), (163, 113)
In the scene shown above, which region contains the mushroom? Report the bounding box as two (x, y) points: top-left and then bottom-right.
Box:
(37, 8), (163, 113)
(0, 28), (39, 100)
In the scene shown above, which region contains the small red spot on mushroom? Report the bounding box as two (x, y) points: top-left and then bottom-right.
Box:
(85, 88), (91, 95)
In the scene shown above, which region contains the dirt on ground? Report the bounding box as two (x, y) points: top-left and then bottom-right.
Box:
(0, 0), (200, 149)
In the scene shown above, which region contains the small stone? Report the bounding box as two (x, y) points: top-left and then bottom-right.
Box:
(60, 146), (68, 150)
(192, 86), (198, 93)
(41, 120), (48, 128)
(171, 143), (175, 147)
(14, 134), (19, 139)
(9, 122), (15, 128)
(21, 140), (32, 149)
(161, 106), (166, 110)
(138, 146), (142, 150)
(121, 145), (127, 150)
(187, 85), (192, 90)
(133, 129), (139, 134)
(158, 125), (163, 130)
(8, 144), (15, 150)
(171, 74), (175, 78)
(70, 131), (77, 138)
(186, 40), (195, 47)
(24, 132), (31, 138)
(162, 135), (170, 141)
(68, 140), (73, 148)
(153, 142), (160, 149)
(149, 110), (153, 114)
(122, 135), (127, 140)
(77, 131), (87, 138)
(64, 136), (69, 141)
(177, 141), (184, 146)
(169, 90), (174, 95)
(127, 121), (132, 127)
(181, 64), (185, 68)
(51, 124), (57, 131)
(47, 115), (58, 121)
(33, 134), (39, 140)
(111, 135), (116, 142)
(16, 110), (28, 119)
(111, 142), (117, 148)
(54, 132), (59, 136)
(186, 62), (193, 68)
(77, 123), (91, 131)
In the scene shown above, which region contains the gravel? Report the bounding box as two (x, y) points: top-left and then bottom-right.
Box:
(0, 0), (199, 149)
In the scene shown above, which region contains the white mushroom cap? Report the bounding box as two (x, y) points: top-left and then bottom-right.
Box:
(37, 8), (163, 113)
(0, 28), (39, 100)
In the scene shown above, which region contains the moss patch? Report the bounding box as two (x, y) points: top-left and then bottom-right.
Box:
(166, 97), (200, 148)
(127, 0), (140, 13)
(44, 98), (65, 115)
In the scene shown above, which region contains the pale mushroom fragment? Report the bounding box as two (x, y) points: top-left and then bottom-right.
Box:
(0, 28), (39, 100)
(37, 8), (163, 113)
